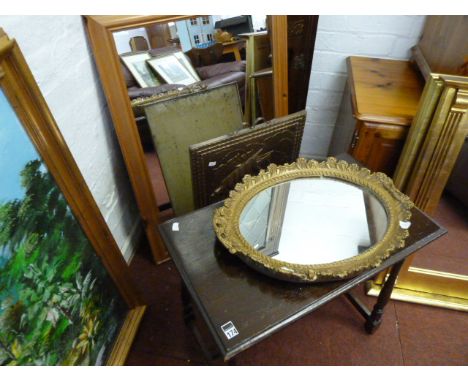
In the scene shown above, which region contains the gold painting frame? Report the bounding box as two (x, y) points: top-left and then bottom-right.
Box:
(147, 54), (198, 86)
(368, 72), (468, 311)
(213, 157), (414, 283)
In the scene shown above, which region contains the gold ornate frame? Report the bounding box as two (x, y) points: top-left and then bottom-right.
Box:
(213, 157), (413, 283)
(368, 72), (468, 311)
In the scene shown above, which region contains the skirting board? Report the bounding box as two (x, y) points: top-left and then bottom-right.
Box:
(299, 153), (327, 161)
(122, 218), (143, 264)
(107, 305), (147, 365)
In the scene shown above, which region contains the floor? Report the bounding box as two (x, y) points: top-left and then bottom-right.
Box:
(125, 192), (468, 366)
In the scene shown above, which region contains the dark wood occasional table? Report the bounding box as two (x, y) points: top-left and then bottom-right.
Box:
(159, 151), (445, 361)
(159, 202), (445, 362)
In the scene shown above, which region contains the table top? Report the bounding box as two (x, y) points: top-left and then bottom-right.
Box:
(222, 40), (246, 47)
(348, 56), (425, 126)
(159, 199), (445, 360)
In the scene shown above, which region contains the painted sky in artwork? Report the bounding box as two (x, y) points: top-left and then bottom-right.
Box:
(0, 89), (39, 203)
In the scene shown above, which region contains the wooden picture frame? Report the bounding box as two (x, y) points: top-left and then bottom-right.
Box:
(0, 29), (144, 365)
(147, 54), (197, 85)
(85, 16), (194, 264)
(84, 15), (296, 264)
(189, 110), (306, 208)
(174, 51), (200, 82)
(120, 51), (161, 88)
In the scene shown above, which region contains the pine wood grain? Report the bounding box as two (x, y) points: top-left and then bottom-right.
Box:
(349, 56), (424, 126)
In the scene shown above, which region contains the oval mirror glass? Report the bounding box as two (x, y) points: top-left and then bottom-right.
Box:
(239, 178), (388, 265)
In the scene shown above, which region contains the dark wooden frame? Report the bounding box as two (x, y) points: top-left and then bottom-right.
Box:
(0, 29), (144, 366)
(189, 110), (306, 208)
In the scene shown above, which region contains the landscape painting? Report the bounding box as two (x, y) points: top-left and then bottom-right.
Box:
(0, 89), (127, 365)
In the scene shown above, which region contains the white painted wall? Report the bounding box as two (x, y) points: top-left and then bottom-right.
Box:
(300, 15), (427, 159)
(0, 16), (142, 262)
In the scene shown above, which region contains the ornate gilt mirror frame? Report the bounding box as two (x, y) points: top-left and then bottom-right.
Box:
(213, 157), (414, 283)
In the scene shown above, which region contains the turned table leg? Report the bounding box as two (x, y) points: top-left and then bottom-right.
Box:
(181, 283), (194, 325)
(365, 260), (404, 334)
(181, 283), (222, 362)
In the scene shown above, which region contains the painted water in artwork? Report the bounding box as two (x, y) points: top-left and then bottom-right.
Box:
(0, 89), (127, 365)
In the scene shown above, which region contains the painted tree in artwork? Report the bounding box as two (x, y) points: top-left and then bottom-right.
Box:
(0, 160), (124, 365)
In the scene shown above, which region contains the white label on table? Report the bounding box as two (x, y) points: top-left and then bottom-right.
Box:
(172, 222), (179, 231)
(221, 321), (239, 340)
(399, 221), (411, 229)
(208, 161), (217, 167)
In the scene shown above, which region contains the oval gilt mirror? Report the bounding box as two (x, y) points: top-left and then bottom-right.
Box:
(213, 157), (414, 283)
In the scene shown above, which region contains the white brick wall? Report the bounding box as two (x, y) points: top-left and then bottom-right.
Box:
(300, 15), (427, 158)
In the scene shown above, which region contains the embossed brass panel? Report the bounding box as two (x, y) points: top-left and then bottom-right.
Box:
(144, 83), (243, 215)
(189, 110), (306, 209)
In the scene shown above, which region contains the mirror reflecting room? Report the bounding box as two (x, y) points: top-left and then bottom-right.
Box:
(240, 178), (388, 265)
(111, 15), (271, 219)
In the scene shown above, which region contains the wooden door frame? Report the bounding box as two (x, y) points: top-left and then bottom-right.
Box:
(85, 15), (291, 264)
(270, 15), (289, 118)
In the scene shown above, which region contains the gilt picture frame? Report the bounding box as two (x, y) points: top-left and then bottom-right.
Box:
(174, 51), (200, 82)
(0, 30), (144, 365)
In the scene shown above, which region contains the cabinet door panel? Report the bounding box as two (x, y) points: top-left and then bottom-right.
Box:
(350, 122), (407, 176)
(367, 136), (405, 176)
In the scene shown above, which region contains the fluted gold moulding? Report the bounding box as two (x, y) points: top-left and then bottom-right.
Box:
(213, 157), (414, 283)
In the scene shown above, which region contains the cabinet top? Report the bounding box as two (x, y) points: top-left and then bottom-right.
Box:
(348, 56), (424, 126)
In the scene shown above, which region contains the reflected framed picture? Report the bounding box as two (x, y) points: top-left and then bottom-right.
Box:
(0, 30), (144, 365)
(120, 51), (161, 88)
(147, 54), (198, 86)
(174, 52), (200, 82)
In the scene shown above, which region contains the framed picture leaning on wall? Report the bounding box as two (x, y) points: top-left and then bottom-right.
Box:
(120, 51), (161, 88)
(0, 29), (145, 365)
(147, 54), (198, 85)
(173, 51), (200, 82)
